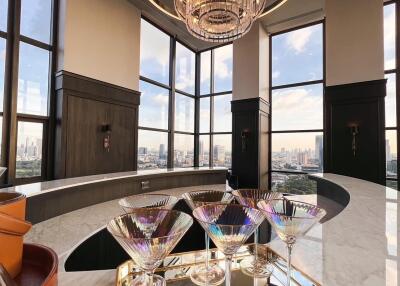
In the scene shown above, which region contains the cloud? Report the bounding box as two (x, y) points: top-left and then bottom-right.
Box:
(272, 71), (280, 79)
(285, 27), (313, 54)
(384, 6), (396, 69)
(272, 87), (323, 131)
(151, 93), (169, 106)
(140, 21), (170, 68)
(0, 48), (5, 61)
(214, 45), (232, 80)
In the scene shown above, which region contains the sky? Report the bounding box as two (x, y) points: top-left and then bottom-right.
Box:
(271, 23), (323, 151)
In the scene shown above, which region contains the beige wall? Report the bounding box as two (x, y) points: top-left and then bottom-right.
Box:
(58, 0), (141, 91)
(232, 22), (270, 101)
(325, 0), (384, 86)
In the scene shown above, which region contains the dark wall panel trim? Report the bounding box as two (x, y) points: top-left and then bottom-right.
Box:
(55, 71), (141, 107)
(231, 97), (270, 114)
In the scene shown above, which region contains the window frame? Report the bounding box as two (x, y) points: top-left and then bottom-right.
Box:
(384, 0), (400, 187)
(0, 0), (58, 185)
(268, 20), (326, 184)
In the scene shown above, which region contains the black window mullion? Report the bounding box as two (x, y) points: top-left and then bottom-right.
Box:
(0, 30), (6, 39)
(168, 37), (176, 169)
(194, 52), (200, 167)
(19, 35), (52, 51)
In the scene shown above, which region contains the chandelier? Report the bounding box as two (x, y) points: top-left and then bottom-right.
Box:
(174, 0), (267, 43)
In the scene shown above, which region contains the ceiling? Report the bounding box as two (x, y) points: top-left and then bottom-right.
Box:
(128, 0), (325, 51)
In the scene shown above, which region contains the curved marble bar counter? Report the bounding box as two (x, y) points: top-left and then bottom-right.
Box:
(4, 167), (227, 223)
(23, 173), (399, 285)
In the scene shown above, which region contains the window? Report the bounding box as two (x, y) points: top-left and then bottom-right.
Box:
(0, 0), (55, 183)
(138, 19), (196, 169)
(199, 44), (233, 168)
(16, 121), (43, 178)
(384, 2), (398, 185)
(270, 22), (324, 178)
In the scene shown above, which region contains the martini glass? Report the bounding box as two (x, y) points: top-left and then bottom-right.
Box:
(107, 209), (193, 286)
(232, 189), (282, 277)
(257, 198), (326, 286)
(119, 194), (179, 212)
(192, 204), (265, 286)
(182, 190), (234, 286)
(117, 194), (179, 286)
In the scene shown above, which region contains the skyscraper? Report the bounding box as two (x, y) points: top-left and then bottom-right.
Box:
(386, 139), (391, 161)
(315, 135), (323, 170)
(213, 145), (225, 163)
(159, 144), (165, 159)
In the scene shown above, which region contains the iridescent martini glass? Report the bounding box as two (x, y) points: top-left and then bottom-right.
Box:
(107, 209), (193, 286)
(182, 190), (234, 286)
(192, 204), (265, 286)
(257, 198), (326, 286)
(232, 189), (282, 277)
(118, 193), (179, 285)
(119, 194), (179, 212)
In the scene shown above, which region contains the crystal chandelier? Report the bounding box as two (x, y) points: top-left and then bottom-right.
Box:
(174, 0), (267, 43)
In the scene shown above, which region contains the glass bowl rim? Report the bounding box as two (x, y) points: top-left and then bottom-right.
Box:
(192, 203), (265, 227)
(232, 189), (282, 199)
(257, 198), (327, 220)
(182, 189), (234, 204)
(119, 193), (180, 208)
(107, 209), (193, 241)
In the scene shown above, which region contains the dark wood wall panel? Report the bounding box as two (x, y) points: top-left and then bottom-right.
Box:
(54, 71), (140, 178)
(324, 79), (386, 185)
(231, 98), (270, 189)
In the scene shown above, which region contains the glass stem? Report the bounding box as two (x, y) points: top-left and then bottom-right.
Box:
(225, 255), (232, 286)
(286, 243), (293, 286)
(254, 226), (259, 262)
(145, 271), (153, 286)
(205, 232), (210, 270)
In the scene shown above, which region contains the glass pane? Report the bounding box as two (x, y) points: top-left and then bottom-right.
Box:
(384, 4), (396, 70)
(175, 93), (194, 133)
(17, 43), (50, 116)
(0, 116), (2, 160)
(140, 19), (170, 85)
(174, 133), (194, 167)
(213, 134), (231, 167)
(20, 0), (52, 44)
(387, 180), (398, 190)
(386, 130), (397, 179)
(272, 24), (323, 86)
(213, 94), (232, 132)
(199, 135), (210, 167)
(386, 73), (396, 127)
(272, 84), (323, 131)
(200, 97), (210, 133)
(175, 42), (195, 94)
(138, 130), (168, 170)
(16, 121), (43, 178)
(214, 45), (233, 93)
(0, 0), (7, 32)
(200, 51), (211, 95)
(0, 38), (5, 111)
(139, 81), (169, 130)
(272, 132), (324, 172)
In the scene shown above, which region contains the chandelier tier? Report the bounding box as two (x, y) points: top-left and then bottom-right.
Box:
(174, 0), (267, 43)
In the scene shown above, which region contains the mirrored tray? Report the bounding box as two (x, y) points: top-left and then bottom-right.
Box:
(116, 244), (321, 286)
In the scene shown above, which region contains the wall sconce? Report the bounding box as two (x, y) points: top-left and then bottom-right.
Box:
(349, 124), (359, 157)
(101, 124), (112, 152)
(241, 128), (251, 152)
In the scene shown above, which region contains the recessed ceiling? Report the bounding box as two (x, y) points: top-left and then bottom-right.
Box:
(128, 0), (324, 51)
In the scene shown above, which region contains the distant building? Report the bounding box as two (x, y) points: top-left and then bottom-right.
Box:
(315, 135), (323, 170)
(214, 145), (225, 162)
(138, 147), (148, 155)
(297, 152), (308, 165)
(386, 139), (391, 161)
(159, 144), (165, 159)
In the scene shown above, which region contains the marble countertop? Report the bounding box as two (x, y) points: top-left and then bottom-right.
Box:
(3, 167), (226, 198)
(25, 174), (399, 285)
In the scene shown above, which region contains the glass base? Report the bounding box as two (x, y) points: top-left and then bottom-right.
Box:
(240, 256), (273, 278)
(190, 264), (225, 286)
(131, 274), (166, 286)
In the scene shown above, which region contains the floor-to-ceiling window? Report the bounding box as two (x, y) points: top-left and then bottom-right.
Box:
(0, 0), (56, 184)
(138, 18), (196, 170)
(269, 21), (325, 189)
(199, 44), (233, 168)
(384, 1), (398, 190)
